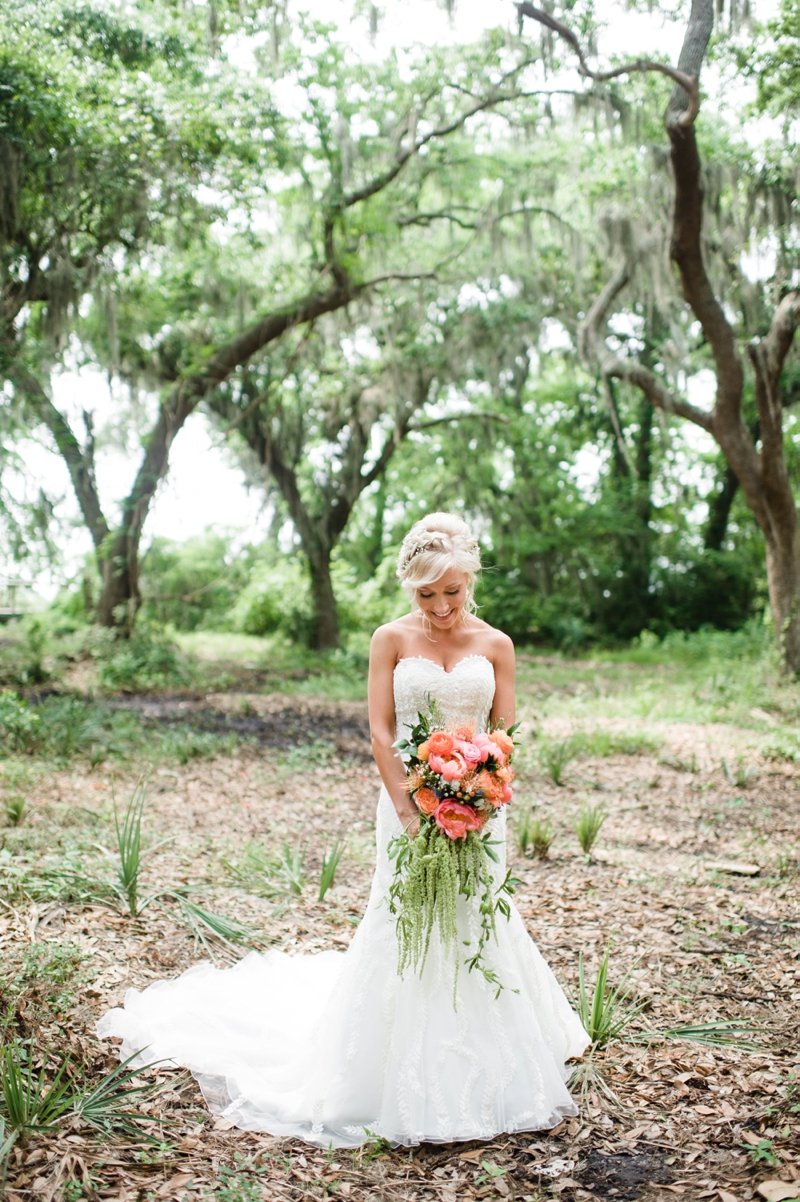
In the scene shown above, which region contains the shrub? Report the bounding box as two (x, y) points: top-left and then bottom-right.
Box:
(97, 627), (193, 692)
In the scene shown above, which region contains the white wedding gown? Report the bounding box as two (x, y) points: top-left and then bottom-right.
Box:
(98, 655), (589, 1147)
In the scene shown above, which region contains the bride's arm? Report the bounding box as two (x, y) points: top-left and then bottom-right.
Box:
(368, 625), (420, 834)
(490, 633), (516, 728)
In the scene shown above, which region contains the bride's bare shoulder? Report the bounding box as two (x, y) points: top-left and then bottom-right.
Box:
(370, 614), (418, 660)
(471, 617), (515, 661)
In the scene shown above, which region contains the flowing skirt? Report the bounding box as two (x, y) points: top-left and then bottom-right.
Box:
(97, 790), (589, 1147)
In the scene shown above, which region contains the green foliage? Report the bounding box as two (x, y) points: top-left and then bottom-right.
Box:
(571, 946), (647, 1048)
(0, 1038), (159, 1140)
(159, 726), (236, 765)
(6, 940), (89, 1015)
(0, 692), (139, 763)
(318, 840), (345, 902)
(103, 775), (171, 917)
(98, 628), (193, 693)
(516, 811), (555, 859)
(574, 803), (608, 856)
(0, 1041), (74, 1131)
(224, 840), (306, 900)
(174, 896), (259, 956)
(540, 737), (577, 786)
(3, 794), (26, 826)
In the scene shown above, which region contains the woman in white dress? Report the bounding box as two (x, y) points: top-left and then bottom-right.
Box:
(98, 512), (589, 1147)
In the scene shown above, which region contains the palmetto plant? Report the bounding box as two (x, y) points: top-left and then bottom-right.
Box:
(277, 842), (306, 896)
(102, 775), (171, 916)
(540, 737), (576, 787)
(574, 803), (607, 856)
(572, 946), (647, 1049)
(0, 1039), (162, 1141)
(516, 810), (554, 859)
(173, 895), (259, 956)
(0, 1042), (74, 1131)
(318, 840), (345, 902)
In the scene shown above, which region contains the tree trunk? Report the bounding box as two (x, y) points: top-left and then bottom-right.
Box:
(763, 520), (800, 669)
(95, 529), (140, 631)
(307, 546), (341, 651)
(704, 461), (739, 551)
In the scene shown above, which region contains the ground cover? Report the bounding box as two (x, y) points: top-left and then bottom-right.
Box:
(0, 639), (798, 1201)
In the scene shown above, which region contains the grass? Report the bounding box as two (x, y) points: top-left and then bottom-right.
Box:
(574, 802), (607, 855)
(570, 945), (647, 1048)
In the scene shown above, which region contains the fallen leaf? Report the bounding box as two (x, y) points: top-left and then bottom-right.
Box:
(156, 1174), (194, 1197)
(694, 1105), (717, 1116)
(757, 1184), (800, 1202)
(719, 1192), (740, 1202)
(705, 860), (760, 877)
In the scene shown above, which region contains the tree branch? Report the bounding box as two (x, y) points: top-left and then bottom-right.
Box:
(515, 2), (700, 126)
(340, 59), (537, 211)
(17, 371), (110, 550)
(748, 291), (800, 477)
(578, 254), (713, 434)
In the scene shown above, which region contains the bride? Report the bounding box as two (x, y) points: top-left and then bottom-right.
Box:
(98, 512), (589, 1147)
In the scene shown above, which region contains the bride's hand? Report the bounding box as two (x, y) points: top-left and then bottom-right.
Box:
(400, 809), (421, 839)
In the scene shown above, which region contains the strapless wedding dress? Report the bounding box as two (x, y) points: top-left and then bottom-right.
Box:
(98, 655), (589, 1147)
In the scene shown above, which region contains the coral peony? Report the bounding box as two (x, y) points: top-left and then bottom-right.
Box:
(453, 723), (476, 741)
(472, 732), (502, 762)
(415, 787), (439, 815)
(496, 764), (515, 784)
(500, 783), (513, 804)
(493, 729), (515, 757)
(457, 739), (483, 766)
(417, 740), (430, 761)
(440, 753), (467, 781)
(427, 730), (455, 758)
(434, 799), (483, 840)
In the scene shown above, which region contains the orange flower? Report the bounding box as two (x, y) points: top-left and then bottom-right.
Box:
(415, 787), (439, 815)
(417, 740), (430, 761)
(493, 729), (515, 757)
(453, 723), (476, 741)
(496, 765), (515, 784)
(476, 769), (505, 806)
(427, 730), (455, 758)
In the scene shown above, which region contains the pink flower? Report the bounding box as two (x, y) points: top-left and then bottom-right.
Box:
(457, 739), (483, 767)
(500, 783), (513, 804)
(472, 732), (502, 763)
(429, 752), (467, 781)
(434, 799), (483, 840)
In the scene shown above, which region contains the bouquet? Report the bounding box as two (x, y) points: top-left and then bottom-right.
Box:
(387, 702), (520, 998)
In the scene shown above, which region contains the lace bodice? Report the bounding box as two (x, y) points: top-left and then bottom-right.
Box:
(392, 654), (495, 741)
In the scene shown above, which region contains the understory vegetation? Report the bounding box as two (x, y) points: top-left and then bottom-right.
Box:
(0, 642), (797, 1199)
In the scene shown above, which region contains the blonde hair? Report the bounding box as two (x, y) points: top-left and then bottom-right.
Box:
(397, 512), (481, 613)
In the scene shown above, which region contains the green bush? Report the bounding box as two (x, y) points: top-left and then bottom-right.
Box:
(97, 628), (193, 693)
(0, 693), (41, 753)
(654, 551), (760, 634)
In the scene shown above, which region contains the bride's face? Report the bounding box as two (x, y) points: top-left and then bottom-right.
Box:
(416, 568), (469, 630)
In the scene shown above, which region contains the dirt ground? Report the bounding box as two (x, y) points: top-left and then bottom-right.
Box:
(1, 687), (799, 1202)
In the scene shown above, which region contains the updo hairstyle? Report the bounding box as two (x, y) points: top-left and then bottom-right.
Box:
(397, 512), (481, 613)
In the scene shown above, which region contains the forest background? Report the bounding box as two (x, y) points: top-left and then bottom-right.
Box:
(2, 0), (799, 675)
